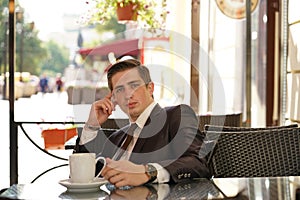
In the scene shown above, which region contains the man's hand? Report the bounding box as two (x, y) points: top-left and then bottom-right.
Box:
(110, 186), (151, 199)
(102, 158), (149, 187)
(86, 93), (116, 126)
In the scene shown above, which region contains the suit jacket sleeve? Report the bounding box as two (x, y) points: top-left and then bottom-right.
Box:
(160, 104), (211, 182)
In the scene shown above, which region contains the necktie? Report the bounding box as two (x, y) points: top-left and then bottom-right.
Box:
(114, 123), (138, 160)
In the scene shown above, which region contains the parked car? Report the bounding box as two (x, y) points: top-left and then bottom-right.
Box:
(0, 72), (40, 99)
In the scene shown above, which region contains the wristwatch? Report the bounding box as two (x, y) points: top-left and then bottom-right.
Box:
(145, 164), (157, 184)
(85, 124), (101, 131)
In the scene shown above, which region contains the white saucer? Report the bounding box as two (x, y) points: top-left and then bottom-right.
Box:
(59, 178), (108, 193)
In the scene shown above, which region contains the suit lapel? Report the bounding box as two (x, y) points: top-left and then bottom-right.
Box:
(132, 104), (167, 153)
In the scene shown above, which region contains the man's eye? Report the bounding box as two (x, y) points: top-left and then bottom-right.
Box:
(115, 88), (124, 93)
(131, 83), (140, 89)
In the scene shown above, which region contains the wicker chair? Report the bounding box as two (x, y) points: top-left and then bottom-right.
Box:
(198, 113), (242, 132)
(205, 126), (300, 177)
(204, 124), (298, 132)
(101, 118), (129, 129)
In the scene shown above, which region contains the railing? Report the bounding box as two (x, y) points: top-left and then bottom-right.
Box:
(16, 121), (84, 183)
(14, 119), (129, 183)
(17, 121), (84, 161)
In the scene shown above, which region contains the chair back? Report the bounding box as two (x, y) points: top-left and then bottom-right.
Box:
(101, 118), (129, 129)
(198, 113), (242, 131)
(205, 126), (300, 177)
(204, 124), (298, 132)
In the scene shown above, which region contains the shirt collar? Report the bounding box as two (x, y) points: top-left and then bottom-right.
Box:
(131, 101), (157, 129)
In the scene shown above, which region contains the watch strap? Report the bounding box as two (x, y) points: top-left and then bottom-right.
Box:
(85, 124), (101, 131)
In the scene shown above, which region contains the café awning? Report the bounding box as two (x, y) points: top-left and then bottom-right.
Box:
(78, 38), (140, 58)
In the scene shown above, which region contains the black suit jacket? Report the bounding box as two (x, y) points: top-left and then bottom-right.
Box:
(74, 104), (211, 182)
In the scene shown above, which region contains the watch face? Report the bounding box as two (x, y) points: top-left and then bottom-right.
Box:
(215, 0), (259, 19)
(147, 164), (157, 177)
(149, 170), (157, 177)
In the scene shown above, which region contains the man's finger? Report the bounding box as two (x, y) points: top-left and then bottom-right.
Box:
(106, 92), (113, 99)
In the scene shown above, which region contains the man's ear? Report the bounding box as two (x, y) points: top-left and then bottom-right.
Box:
(147, 82), (154, 95)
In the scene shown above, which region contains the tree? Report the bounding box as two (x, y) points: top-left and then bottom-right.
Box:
(0, 0), (9, 73)
(0, 1), (48, 76)
(40, 40), (69, 76)
(95, 16), (126, 39)
(15, 23), (47, 75)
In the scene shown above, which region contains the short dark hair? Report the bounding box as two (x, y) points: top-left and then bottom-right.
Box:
(107, 59), (152, 91)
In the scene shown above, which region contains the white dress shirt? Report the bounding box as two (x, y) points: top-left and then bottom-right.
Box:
(80, 102), (170, 183)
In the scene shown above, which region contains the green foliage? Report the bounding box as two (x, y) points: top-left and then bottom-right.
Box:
(95, 16), (126, 36)
(15, 26), (48, 75)
(0, 2), (48, 76)
(0, 2), (69, 77)
(0, 0), (9, 71)
(40, 40), (69, 76)
(85, 0), (168, 33)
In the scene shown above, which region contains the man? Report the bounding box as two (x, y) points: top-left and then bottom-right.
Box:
(74, 58), (210, 187)
(39, 73), (48, 94)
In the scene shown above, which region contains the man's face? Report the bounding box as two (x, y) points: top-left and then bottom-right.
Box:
(111, 68), (154, 121)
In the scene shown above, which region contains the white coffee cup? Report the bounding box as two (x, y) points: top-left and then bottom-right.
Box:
(69, 153), (106, 183)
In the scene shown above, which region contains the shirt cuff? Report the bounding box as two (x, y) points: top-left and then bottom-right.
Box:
(79, 126), (99, 145)
(150, 163), (170, 183)
(152, 184), (170, 200)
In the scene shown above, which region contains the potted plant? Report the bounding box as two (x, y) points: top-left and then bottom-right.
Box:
(115, 1), (138, 21)
(84, 0), (169, 33)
